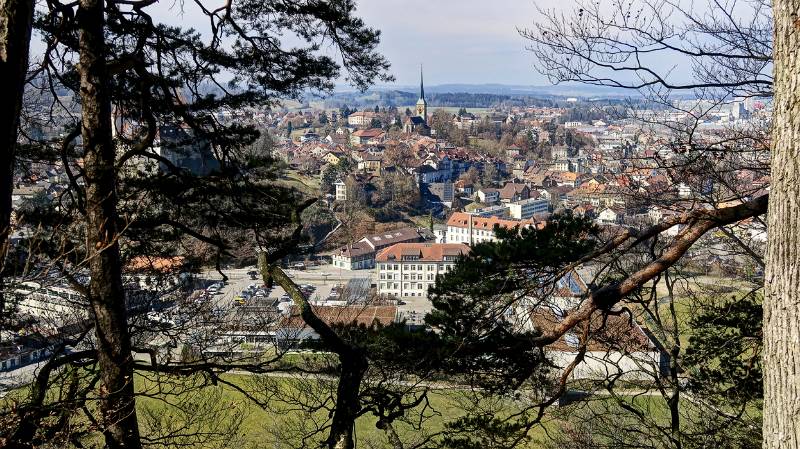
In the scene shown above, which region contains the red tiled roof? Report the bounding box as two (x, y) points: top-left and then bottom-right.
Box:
(375, 243), (470, 262)
(281, 305), (397, 329)
(446, 212), (533, 231)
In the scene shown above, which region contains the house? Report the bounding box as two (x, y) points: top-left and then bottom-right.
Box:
(331, 227), (429, 270)
(321, 151), (345, 165)
(551, 145), (569, 160)
(334, 179), (348, 201)
(331, 242), (376, 270)
(597, 207), (624, 225)
(376, 243), (470, 299)
(552, 160), (571, 172)
(454, 180), (474, 196)
(452, 113), (477, 130)
(356, 153), (383, 172)
(299, 131), (320, 143)
(531, 308), (667, 381)
(350, 128), (385, 146)
(677, 182), (692, 198)
(510, 157), (531, 179)
(413, 164), (441, 184)
(498, 182), (530, 203)
(476, 188), (500, 204)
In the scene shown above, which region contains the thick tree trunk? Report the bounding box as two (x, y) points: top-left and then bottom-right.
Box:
(327, 350), (367, 449)
(0, 0), (33, 323)
(763, 1), (800, 447)
(77, 0), (141, 447)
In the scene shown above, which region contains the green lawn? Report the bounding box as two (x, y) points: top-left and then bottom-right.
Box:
(133, 372), (554, 449)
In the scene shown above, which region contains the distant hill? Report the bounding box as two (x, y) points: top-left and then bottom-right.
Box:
(335, 83), (648, 99)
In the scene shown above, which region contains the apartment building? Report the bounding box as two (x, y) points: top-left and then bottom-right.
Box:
(445, 212), (535, 245)
(376, 243), (470, 299)
(508, 198), (550, 219)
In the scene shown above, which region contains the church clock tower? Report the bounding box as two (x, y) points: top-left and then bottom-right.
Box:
(415, 65), (428, 122)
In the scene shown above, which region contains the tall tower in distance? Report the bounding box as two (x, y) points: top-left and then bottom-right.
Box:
(415, 64), (428, 123)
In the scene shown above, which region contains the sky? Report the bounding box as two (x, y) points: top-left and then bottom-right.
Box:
(28, 0), (565, 88)
(354, 0), (553, 87)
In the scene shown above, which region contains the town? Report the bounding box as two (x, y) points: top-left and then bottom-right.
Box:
(0, 0), (786, 444)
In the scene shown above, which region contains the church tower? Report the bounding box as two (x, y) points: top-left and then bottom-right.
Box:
(415, 65), (428, 122)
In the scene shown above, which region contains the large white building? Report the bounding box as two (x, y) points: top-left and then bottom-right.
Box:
(445, 212), (540, 245)
(376, 243), (469, 299)
(508, 198), (550, 219)
(347, 111), (376, 127)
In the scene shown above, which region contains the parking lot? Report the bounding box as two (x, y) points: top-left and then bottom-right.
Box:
(190, 263), (435, 325)
(197, 263), (377, 311)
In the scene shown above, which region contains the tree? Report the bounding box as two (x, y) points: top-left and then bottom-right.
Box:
(482, 163), (500, 186)
(459, 166), (480, 186)
(447, 0), (786, 445)
(763, 0), (800, 444)
(3, 1), (392, 448)
(0, 0), (34, 326)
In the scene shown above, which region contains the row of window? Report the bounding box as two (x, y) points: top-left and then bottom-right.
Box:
(380, 273), (437, 281)
(448, 226), (497, 237)
(378, 263), (451, 271)
(379, 282), (431, 291)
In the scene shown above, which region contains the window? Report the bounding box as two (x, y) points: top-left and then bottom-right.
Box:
(380, 282), (386, 289)
(417, 283), (423, 290)
(403, 274), (409, 280)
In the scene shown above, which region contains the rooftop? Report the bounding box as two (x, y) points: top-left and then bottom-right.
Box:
(376, 243), (470, 262)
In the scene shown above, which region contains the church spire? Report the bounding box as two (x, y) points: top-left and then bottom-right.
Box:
(419, 64), (425, 100)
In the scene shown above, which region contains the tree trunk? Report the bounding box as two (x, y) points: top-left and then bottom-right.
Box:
(260, 256), (367, 449)
(0, 0), (33, 323)
(763, 1), (800, 447)
(327, 349), (367, 449)
(77, 0), (141, 447)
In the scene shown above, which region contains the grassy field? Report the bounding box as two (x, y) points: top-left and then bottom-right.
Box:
(279, 170), (320, 195)
(133, 372), (555, 449)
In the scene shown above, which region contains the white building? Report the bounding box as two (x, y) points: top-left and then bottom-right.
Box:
(596, 207), (623, 225)
(332, 227), (429, 270)
(508, 198), (550, 220)
(445, 212), (538, 245)
(13, 281), (88, 322)
(376, 243), (469, 299)
(347, 111), (375, 127)
(476, 188), (500, 204)
(334, 179), (347, 201)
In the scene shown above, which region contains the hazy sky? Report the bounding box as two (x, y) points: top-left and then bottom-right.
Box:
(29, 0), (560, 87)
(354, 0), (551, 86)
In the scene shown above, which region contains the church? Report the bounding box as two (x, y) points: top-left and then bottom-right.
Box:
(404, 66), (431, 135)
